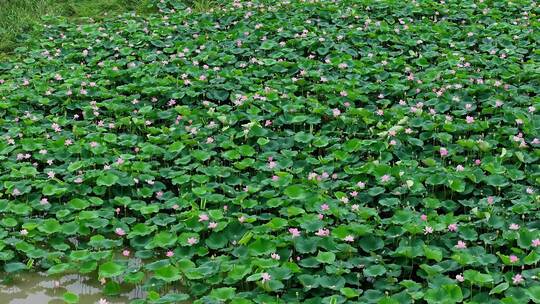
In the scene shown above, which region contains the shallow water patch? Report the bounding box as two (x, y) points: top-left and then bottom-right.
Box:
(0, 272), (144, 304)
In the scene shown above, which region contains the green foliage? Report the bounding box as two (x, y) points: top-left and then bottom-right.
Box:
(0, 0), (539, 303)
(0, 0), (155, 52)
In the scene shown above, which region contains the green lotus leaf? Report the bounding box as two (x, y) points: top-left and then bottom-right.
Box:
(316, 251), (336, 264)
(68, 198), (89, 210)
(154, 265), (181, 282)
(63, 292), (79, 304)
(363, 265), (386, 277)
(284, 185), (308, 200)
(4, 262), (27, 273)
(96, 173), (119, 187)
(99, 261), (125, 278)
(38, 219), (61, 234)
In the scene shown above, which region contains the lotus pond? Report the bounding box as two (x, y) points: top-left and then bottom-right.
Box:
(0, 0), (539, 303)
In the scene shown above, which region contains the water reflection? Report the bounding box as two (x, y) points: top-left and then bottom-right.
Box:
(0, 272), (144, 304)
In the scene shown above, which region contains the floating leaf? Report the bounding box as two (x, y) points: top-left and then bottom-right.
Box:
(99, 262), (125, 278)
(154, 265), (181, 282)
(96, 173), (119, 187)
(63, 292), (79, 304)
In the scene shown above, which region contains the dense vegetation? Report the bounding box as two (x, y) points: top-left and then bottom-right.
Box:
(0, 0), (539, 303)
(0, 0), (157, 53)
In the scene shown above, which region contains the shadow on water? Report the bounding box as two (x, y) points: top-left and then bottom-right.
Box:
(0, 272), (145, 304)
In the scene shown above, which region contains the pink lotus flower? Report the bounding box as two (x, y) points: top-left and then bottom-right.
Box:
(321, 204), (329, 211)
(509, 255), (519, 263)
(509, 223), (520, 230)
(115, 228), (126, 236)
(261, 272), (271, 283)
(271, 253), (280, 260)
(424, 226), (433, 234)
(198, 214), (209, 222)
(187, 237), (198, 245)
(532, 239), (540, 247)
(208, 222), (218, 229)
(98, 299), (109, 304)
(466, 116), (475, 124)
(271, 175), (279, 181)
(512, 273), (523, 284)
(439, 147), (448, 157)
(455, 274), (464, 282)
(332, 108), (341, 117)
(420, 214), (427, 221)
(487, 196), (494, 204)
(448, 223), (458, 232)
(344, 235), (354, 242)
(51, 123), (61, 132)
(166, 251), (174, 257)
(20, 229), (28, 236)
(357, 181), (366, 189)
(122, 250), (130, 257)
(381, 175), (391, 183)
(289, 228), (300, 238)
(315, 228), (330, 237)
(455, 240), (467, 249)
(40, 198), (49, 205)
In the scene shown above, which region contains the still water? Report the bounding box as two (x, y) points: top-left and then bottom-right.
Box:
(0, 272), (144, 304)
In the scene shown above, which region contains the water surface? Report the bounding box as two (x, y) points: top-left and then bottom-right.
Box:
(0, 272), (144, 304)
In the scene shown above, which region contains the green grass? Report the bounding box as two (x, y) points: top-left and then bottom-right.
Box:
(184, 0), (219, 12)
(0, 0), (155, 53)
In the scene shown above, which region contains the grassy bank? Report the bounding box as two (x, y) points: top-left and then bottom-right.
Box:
(0, 0), (154, 53)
